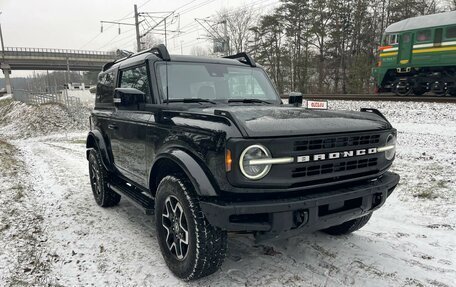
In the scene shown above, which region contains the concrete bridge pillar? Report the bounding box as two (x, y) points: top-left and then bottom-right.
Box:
(1, 63), (12, 94)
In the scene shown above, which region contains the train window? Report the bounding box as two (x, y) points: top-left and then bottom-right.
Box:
(446, 26), (456, 39)
(416, 30), (431, 42)
(388, 34), (398, 45)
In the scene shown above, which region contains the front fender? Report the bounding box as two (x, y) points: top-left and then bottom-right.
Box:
(150, 149), (219, 197)
(86, 129), (113, 172)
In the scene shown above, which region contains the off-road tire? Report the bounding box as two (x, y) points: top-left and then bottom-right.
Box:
(88, 149), (121, 207)
(322, 213), (373, 235)
(155, 174), (227, 281)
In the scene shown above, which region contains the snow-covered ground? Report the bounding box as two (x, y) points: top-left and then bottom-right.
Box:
(0, 99), (455, 286)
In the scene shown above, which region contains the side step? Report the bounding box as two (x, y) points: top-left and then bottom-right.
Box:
(107, 182), (155, 215)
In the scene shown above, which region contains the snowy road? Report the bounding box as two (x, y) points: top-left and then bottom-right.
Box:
(1, 100), (455, 286)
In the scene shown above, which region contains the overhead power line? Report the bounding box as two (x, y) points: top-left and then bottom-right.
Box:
(78, 0), (152, 50)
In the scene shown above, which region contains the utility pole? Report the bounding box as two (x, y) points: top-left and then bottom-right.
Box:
(222, 18), (229, 55)
(134, 4), (141, 52)
(101, 6), (178, 52)
(0, 23), (5, 62)
(164, 18), (167, 46)
(195, 18), (229, 56)
(0, 13), (12, 95)
(66, 57), (70, 85)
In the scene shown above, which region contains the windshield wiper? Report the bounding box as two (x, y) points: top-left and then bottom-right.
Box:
(228, 99), (272, 104)
(164, 98), (216, 104)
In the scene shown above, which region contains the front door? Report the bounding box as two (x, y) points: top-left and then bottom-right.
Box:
(110, 64), (153, 186)
(398, 32), (413, 65)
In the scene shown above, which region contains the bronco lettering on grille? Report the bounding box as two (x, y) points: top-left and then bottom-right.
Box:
(297, 148), (378, 163)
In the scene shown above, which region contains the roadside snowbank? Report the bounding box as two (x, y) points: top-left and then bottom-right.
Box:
(0, 100), (90, 139)
(0, 94), (13, 101)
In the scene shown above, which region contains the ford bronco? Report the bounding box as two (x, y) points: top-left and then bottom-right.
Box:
(86, 44), (400, 280)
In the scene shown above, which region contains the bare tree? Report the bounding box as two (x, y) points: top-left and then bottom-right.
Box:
(190, 45), (211, 56)
(141, 34), (161, 50)
(211, 7), (259, 54)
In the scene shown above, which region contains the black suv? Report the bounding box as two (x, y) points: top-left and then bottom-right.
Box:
(86, 44), (399, 280)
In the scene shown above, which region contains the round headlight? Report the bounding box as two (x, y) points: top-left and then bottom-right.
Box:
(385, 134), (396, 160)
(239, 145), (272, 180)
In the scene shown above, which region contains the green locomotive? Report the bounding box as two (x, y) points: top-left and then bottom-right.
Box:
(372, 11), (456, 96)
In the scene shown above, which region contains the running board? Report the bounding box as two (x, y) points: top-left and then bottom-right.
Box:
(108, 182), (155, 215)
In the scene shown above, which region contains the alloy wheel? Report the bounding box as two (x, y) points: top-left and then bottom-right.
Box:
(161, 195), (189, 260)
(89, 158), (101, 195)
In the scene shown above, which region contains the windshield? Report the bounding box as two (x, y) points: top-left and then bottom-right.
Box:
(157, 62), (279, 102)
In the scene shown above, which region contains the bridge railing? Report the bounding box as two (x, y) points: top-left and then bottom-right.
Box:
(3, 47), (117, 59)
(13, 89), (82, 109)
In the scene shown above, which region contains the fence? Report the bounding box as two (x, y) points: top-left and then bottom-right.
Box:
(13, 89), (82, 109)
(3, 47), (116, 59)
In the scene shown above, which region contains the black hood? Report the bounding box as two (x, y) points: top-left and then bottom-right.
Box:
(197, 105), (391, 137)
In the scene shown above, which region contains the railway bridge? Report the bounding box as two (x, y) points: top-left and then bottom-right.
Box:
(1, 47), (118, 93)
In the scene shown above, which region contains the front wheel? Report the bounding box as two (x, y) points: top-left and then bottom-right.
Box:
(321, 213), (372, 235)
(155, 174), (227, 281)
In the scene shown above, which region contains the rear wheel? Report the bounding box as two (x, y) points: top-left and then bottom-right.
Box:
(88, 149), (121, 207)
(321, 213), (372, 235)
(155, 174), (227, 281)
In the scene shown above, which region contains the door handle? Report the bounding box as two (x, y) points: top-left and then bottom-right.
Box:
(108, 124), (118, 130)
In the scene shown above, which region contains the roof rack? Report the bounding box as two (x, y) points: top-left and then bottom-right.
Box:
(102, 44), (171, 71)
(150, 44), (170, 61)
(223, 52), (256, 67)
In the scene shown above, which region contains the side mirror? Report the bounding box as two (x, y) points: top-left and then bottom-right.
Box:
(113, 88), (145, 110)
(288, 92), (303, 107)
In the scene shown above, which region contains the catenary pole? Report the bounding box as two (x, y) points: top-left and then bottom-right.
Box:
(134, 4), (141, 51)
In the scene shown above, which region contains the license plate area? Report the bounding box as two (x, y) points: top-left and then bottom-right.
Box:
(318, 197), (363, 216)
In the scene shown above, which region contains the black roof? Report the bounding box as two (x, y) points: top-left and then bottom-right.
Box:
(102, 44), (256, 73)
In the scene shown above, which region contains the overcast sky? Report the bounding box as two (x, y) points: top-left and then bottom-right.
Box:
(0, 0), (279, 53)
(0, 0), (279, 77)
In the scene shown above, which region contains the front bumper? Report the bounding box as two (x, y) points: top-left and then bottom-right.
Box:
(200, 172), (399, 238)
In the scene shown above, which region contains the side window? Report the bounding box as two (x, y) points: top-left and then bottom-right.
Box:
(119, 66), (152, 103)
(416, 30), (431, 42)
(388, 34), (398, 45)
(96, 72), (115, 104)
(446, 26), (456, 39)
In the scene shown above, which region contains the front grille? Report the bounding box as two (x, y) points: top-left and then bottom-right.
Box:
(286, 132), (385, 188)
(294, 134), (381, 151)
(292, 157), (378, 178)
(227, 130), (392, 190)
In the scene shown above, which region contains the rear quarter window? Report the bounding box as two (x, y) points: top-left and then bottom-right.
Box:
(96, 71), (115, 104)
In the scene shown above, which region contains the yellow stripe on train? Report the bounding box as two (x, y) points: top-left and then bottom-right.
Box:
(379, 52), (398, 57)
(380, 45), (456, 57)
(412, 46), (456, 54)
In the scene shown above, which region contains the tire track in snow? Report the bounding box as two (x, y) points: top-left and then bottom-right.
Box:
(16, 140), (187, 286)
(13, 137), (456, 287)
